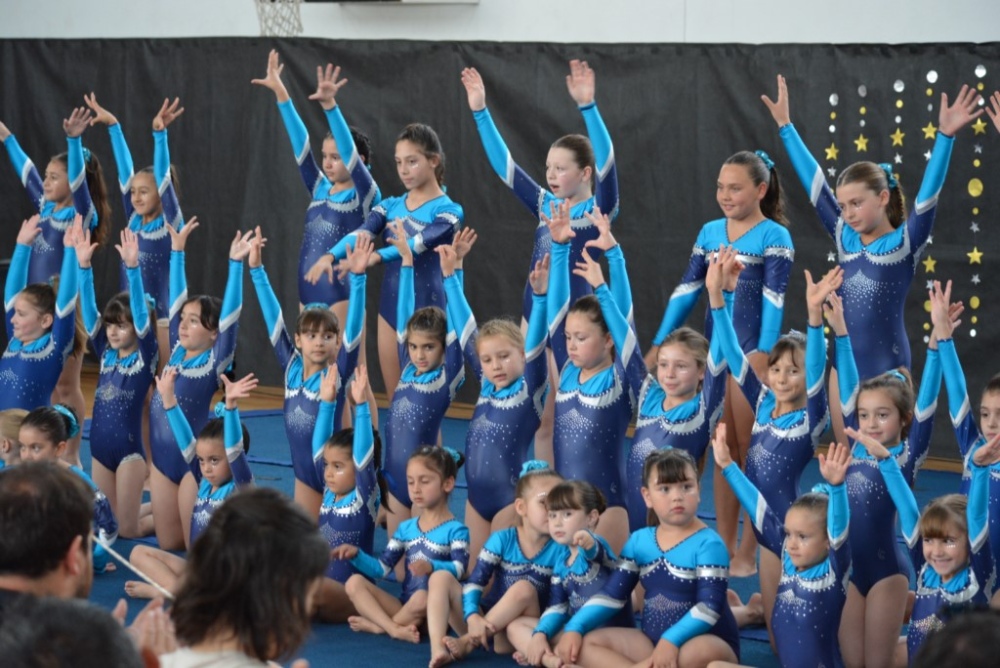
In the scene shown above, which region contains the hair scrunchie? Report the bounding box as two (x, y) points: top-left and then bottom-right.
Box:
(52, 404), (80, 439)
(519, 459), (551, 478)
(877, 163), (898, 189)
(755, 149), (775, 170)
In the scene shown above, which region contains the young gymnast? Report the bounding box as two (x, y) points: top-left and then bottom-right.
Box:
(762, 75), (982, 448)
(0, 409), (27, 470)
(544, 201), (646, 552)
(83, 93), (185, 365)
(649, 147), (793, 577)
(439, 228), (550, 567)
(554, 448), (740, 667)
(331, 446), (470, 644)
(1, 215), (80, 411)
(509, 480), (635, 668)
(248, 226), (367, 517)
(125, 369), (255, 600)
(18, 404), (118, 573)
(146, 220), (249, 551)
(76, 227), (158, 539)
(852, 425), (999, 666)
(711, 425), (852, 668)
(253, 52), (380, 319)
(311, 363), (386, 623)
(425, 461), (564, 666)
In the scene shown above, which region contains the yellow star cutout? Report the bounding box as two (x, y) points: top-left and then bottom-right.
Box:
(890, 128), (905, 146)
(973, 118), (988, 135)
(968, 247), (984, 264)
(825, 143), (839, 160)
(921, 122), (937, 139)
(922, 255), (936, 273)
(854, 134), (869, 152)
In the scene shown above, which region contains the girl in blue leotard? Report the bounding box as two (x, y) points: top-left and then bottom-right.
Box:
(555, 448), (740, 667)
(76, 228), (157, 539)
(248, 226), (367, 517)
(146, 221), (249, 551)
(1, 109), (112, 467)
(332, 446), (469, 644)
(84, 93), (185, 367)
(713, 426), (853, 668)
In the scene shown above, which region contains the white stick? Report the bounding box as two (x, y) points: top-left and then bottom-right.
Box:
(95, 535), (175, 601)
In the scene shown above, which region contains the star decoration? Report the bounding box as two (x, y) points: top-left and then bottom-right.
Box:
(827, 252), (836, 262)
(975, 144), (983, 154)
(968, 247), (983, 264)
(854, 134), (869, 152)
(924, 150), (932, 161)
(890, 128), (905, 146)
(972, 274), (981, 285)
(973, 118), (988, 135)
(971, 221), (980, 233)
(895, 153), (903, 164)
(922, 122), (937, 139)
(927, 235), (933, 245)
(922, 255), (936, 273)
(926, 280), (935, 290)
(825, 143), (840, 160)
(827, 167), (837, 177)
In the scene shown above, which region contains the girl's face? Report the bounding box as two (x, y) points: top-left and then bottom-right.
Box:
(564, 313), (613, 371)
(321, 137), (351, 185)
(130, 172), (162, 219)
(835, 181), (890, 236)
(406, 458), (453, 510)
(545, 147), (590, 201)
(716, 164), (766, 222)
(11, 296), (53, 343)
(295, 328), (341, 368)
(322, 445), (356, 499)
(857, 388), (904, 446)
(195, 438), (231, 489)
(547, 505), (599, 546)
(656, 344), (705, 401)
(407, 330), (445, 375)
(395, 140), (438, 192)
(979, 391), (1000, 441)
(767, 350), (805, 406)
(923, 521), (969, 583)
(178, 301), (218, 354)
(783, 507), (829, 571)
(43, 160), (72, 205)
(516, 476), (560, 536)
(641, 465), (701, 527)
(477, 335), (526, 390)
(105, 320), (139, 355)
(18, 425), (64, 462)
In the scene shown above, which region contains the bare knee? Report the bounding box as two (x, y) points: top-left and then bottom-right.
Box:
(345, 573), (368, 597)
(429, 570), (457, 589)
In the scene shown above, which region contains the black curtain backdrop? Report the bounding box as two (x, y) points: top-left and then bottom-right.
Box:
(1, 39), (997, 461)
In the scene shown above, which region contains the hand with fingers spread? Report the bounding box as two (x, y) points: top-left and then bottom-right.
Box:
(528, 254), (551, 296)
(452, 227), (478, 261)
(345, 233), (374, 275)
(118, 598), (177, 658)
(818, 441), (852, 486)
(541, 200), (574, 244)
(711, 423), (733, 470)
(155, 367), (179, 410)
(386, 219), (412, 266)
(63, 107), (94, 138)
(566, 59), (596, 106)
(823, 289), (848, 337)
(62, 214), (87, 253)
(350, 364), (370, 407)
(761, 74), (791, 127)
(319, 360), (340, 404)
(16, 215), (42, 247)
(928, 280), (956, 342)
(247, 226), (267, 269)
(805, 266), (844, 326)
(83, 92), (118, 126)
(572, 248), (605, 289)
(583, 207), (616, 251)
(152, 98), (184, 132)
(330, 544), (359, 561)
(229, 229), (255, 262)
(222, 373), (259, 409)
(938, 84), (984, 137)
(74, 226), (102, 269)
(972, 432), (1000, 468)
(114, 228), (140, 269)
(0, 120), (10, 142)
(250, 49), (290, 103)
(460, 67), (487, 112)
(705, 245), (740, 305)
(845, 426), (891, 460)
(436, 244), (460, 277)
(986, 91), (1000, 134)
(308, 63), (348, 111)
(306, 254), (336, 285)
(167, 216), (199, 251)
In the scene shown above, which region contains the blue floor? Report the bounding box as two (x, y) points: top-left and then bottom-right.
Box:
(83, 412), (960, 668)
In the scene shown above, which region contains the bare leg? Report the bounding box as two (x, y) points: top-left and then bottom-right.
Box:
(531, 347), (558, 467)
(386, 492), (412, 582)
(427, 571), (466, 667)
(294, 479), (323, 520)
(758, 548), (781, 650)
(862, 575), (908, 668)
(178, 471), (198, 550)
(447, 580), (541, 659)
(730, 352), (768, 577)
(149, 465), (184, 551)
(595, 506), (630, 555)
(91, 460), (117, 526)
(839, 583), (867, 668)
(727, 589), (764, 628)
(574, 627), (654, 668)
(53, 349), (85, 467)
(828, 368), (847, 451)
(313, 577), (357, 623)
(464, 502), (491, 576)
(125, 545), (186, 599)
(377, 315), (402, 403)
(675, 634), (739, 667)
(115, 455), (150, 538)
(344, 573), (419, 642)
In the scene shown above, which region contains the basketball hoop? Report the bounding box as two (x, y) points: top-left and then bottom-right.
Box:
(255, 0), (304, 37)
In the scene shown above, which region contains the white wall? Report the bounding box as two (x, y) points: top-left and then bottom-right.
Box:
(3, 0), (1000, 43)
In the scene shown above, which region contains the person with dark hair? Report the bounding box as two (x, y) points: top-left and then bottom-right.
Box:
(160, 487), (329, 667)
(913, 607), (1000, 668)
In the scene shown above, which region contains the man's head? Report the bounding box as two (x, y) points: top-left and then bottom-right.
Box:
(0, 462), (94, 598)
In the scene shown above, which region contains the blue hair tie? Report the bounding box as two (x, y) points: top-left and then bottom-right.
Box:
(52, 404), (80, 439)
(519, 459), (551, 478)
(755, 150), (775, 170)
(81, 147), (92, 164)
(781, 329), (807, 345)
(878, 163), (898, 189)
(887, 369), (907, 383)
(810, 483), (833, 496)
(303, 302), (329, 311)
(213, 401), (227, 418)
(442, 446), (462, 464)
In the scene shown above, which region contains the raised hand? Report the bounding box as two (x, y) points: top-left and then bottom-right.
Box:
(460, 67), (487, 112)
(306, 254), (336, 285)
(761, 74), (791, 127)
(583, 207), (616, 251)
(528, 254), (550, 296)
(0, 120), (10, 142)
(711, 423), (734, 469)
(330, 544), (358, 561)
(83, 92), (118, 126)
(566, 59), (595, 106)
(986, 91), (1000, 134)
(805, 266), (844, 323)
(308, 63), (348, 111)
(152, 98), (184, 131)
(345, 233), (374, 275)
(572, 248), (605, 289)
(350, 364), (369, 407)
(823, 289), (848, 337)
(167, 216), (199, 251)
(845, 426), (891, 460)
(452, 227), (478, 260)
(247, 226), (267, 269)
(972, 432), (1000, 467)
(16, 215), (42, 247)
(705, 245), (739, 298)
(720, 247), (744, 293)
(229, 229), (254, 261)
(938, 84), (984, 137)
(155, 367), (179, 409)
(222, 372), (259, 409)
(541, 200), (574, 244)
(250, 49), (289, 102)
(319, 361), (339, 403)
(386, 219), (412, 266)
(114, 228), (140, 269)
(818, 441), (852, 486)
(436, 244), (459, 277)
(928, 280), (957, 341)
(64, 215), (89, 257)
(63, 107), (94, 138)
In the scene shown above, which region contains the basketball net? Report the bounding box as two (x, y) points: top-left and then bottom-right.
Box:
(255, 0), (304, 37)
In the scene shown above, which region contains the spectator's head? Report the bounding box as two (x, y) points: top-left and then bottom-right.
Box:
(913, 606), (1000, 668)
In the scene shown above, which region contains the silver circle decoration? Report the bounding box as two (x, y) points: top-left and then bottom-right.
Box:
(895, 116), (902, 123)
(829, 125), (836, 132)
(829, 93), (839, 106)
(976, 64), (987, 78)
(893, 80), (905, 93)
(926, 70), (938, 84)
(860, 120), (866, 127)
(971, 329), (978, 337)
(858, 85), (867, 97)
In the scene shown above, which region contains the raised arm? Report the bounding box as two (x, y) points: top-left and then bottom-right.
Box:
(1, 122), (46, 210)
(84, 93), (133, 216)
(63, 107), (98, 230)
(214, 230), (251, 368)
(707, 247), (762, 404)
(159, 368), (196, 464)
(6, 217), (41, 332)
(930, 281), (980, 458)
(152, 98), (184, 231)
(569, 60), (619, 219)
(544, 201), (574, 371)
(220, 374), (256, 485)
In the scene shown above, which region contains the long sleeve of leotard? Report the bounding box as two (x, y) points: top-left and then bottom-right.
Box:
(375, 213), (459, 265)
(168, 251), (186, 347)
(877, 456), (921, 549)
(805, 324), (829, 444)
(165, 404), (197, 464)
(395, 264), (415, 366)
(564, 534), (641, 636)
(908, 133), (955, 251)
(276, 99), (324, 196)
(778, 123), (841, 238)
(66, 136), (97, 231)
(470, 107), (546, 217)
(967, 460), (990, 559)
(937, 338), (982, 459)
(352, 403), (378, 519)
(721, 463), (785, 555)
(3, 135), (45, 210)
(604, 244), (633, 328)
(249, 265), (296, 370)
(534, 536), (608, 638)
(351, 535), (404, 581)
(431, 525), (471, 580)
(153, 129), (183, 231)
(4, 244), (31, 339)
(835, 335), (860, 423)
(213, 259), (244, 375)
(461, 530), (506, 619)
(660, 537), (731, 648)
(51, 247), (79, 351)
(223, 405), (253, 485)
(546, 240), (572, 370)
(106, 123), (135, 217)
(710, 304), (763, 406)
(759, 229), (794, 353)
(78, 265), (102, 342)
(596, 283), (647, 401)
(652, 237), (708, 346)
(443, 272), (481, 378)
(580, 103), (619, 220)
(908, 347), (942, 468)
(337, 271), (367, 386)
(324, 104), (379, 217)
(312, 399), (336, 467)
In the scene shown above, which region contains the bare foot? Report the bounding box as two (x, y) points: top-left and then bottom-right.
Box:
(512, 651), (530, 666)
(443, 633), (479, 660)
(429, 645), (455, 668)
(729, 557), (757, 578)
(541, 653), (565, 668)
(103, 562), (117, 573)
(124, 580), (157, 599)
(388, 623), (421, 644)
(348, 615), (386, 636)
(744, 593), (764, 625)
